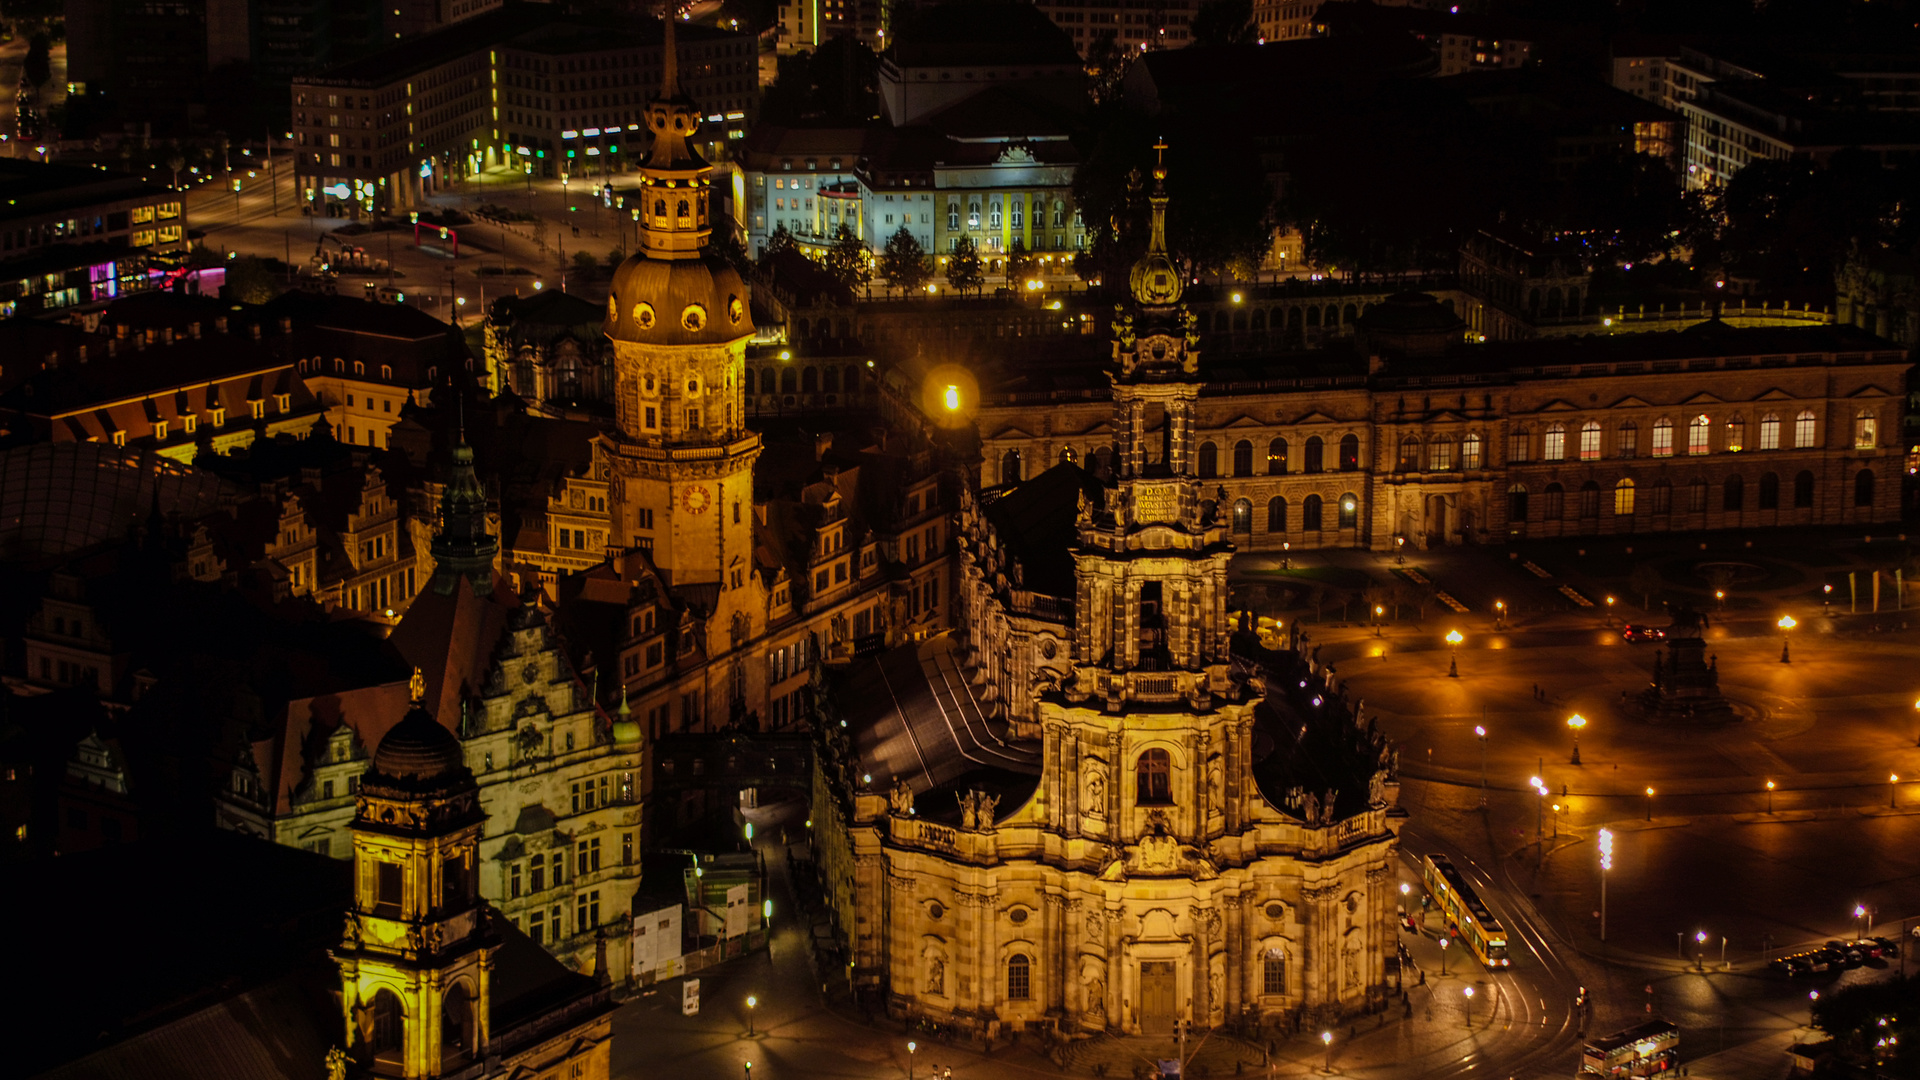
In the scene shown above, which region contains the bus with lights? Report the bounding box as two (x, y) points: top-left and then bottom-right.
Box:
(1580, 1019), (1680, 1077)
(1421, 853), (1510, 969)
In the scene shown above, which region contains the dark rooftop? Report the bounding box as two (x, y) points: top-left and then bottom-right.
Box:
(0, 160), (171, 223)
(886, 1), (1081, 68)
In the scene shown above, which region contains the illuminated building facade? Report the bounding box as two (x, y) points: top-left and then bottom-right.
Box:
(815, 155), (1404, 1039)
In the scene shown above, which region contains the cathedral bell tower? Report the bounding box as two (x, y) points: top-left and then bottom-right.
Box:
(601, 8), (759, 594)
(1039, 143), (1255, 854)
(336, 685), (495, 1078)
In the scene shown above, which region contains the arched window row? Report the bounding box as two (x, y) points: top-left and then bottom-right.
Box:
(1517, 410), (1823, 463)
(1507, 471), (1826, 524)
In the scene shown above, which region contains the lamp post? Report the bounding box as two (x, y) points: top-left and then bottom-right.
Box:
(1598, 828), (1613, 943)
(1695, 931), (1707, 971)
(746, 995), (757, 1036)
(1446, 629), (1463, 677)
(1893, 774), (1902, 809)
(1551, 802), (1563, 839)
(1321, 1030), (1333, 1074)
(1475, 725), (1488, 809)
(908, 1041), (917, 1080)
(1645, 786), (1655, 822)
(1439, 936), (1450, 976)
(1605, 595), (1617, 628)
(1530, 776), (1545, 841)
(1567, 714), (1586, 765)
(1778, 615), (1797, 662)
(1463, 985), (1475, 1028)
(745, 1064), (753, 1080)
(1494, 599), (1506, 630)
(1374, 605), (1385, 637)
(1766, 780), (1776, 814)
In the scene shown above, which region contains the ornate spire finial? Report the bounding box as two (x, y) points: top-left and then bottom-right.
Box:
(1129, 139), (1181, 307)
(409, 666), (426, 704)
(661, 0), (680, 98)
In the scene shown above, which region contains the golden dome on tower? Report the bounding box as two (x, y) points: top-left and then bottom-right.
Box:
(606, 255), (752, 346)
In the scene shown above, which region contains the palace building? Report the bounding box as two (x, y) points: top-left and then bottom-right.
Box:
(812, 153), (1405, 1040)
(975, 293), (1909, 552)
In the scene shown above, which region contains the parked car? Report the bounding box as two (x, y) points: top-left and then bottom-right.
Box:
(1871, 936), (1902, 958)
(1622, 624), (1667, 643)
(1817, 946), (1858, 969)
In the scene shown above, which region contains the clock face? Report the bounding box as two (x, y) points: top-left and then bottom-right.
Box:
(682, 486), (712, 514)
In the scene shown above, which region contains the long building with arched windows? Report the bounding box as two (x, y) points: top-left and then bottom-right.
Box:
(975, 293), (1910, 552)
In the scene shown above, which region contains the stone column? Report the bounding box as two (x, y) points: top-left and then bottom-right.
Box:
(889, 871), (916, 1013)
(1063, 731), (1081, 837)
(976, 892), (999, 1029)
(1065, 899), (1085, 1027)
(1108, 728), (1125, 842)
(1047, 893), (1067, 1014)
(1224, 894), (1244, 1024)
(1189, 904), (1215, 1027)
(1107, 912), (1126, 1035)
(1044, 722), (1064, 831)
(1367, 862), (1390, 1000)
(1303, 883), (1336, 1012)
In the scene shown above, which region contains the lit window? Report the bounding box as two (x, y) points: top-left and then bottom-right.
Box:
(1688, 415), (1710, 456)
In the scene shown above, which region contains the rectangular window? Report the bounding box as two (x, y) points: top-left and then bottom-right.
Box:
(578, 890), (600, 930)
(529, 908), (545, 944)
(375, 861), (403, 916)
(531, 853), (546, 892)
(1652, 483), (1672, 515)
(1795, 414), (1816, 448)
(1688, 419), (1710, 455)
(1855, 413), (1877, 449)
(1618, 425), (1638, 458)
(644, 406), (657, 429)
(1758, 416), (1780, 450)
(1429, 440), (1453, 471)
(1543, 427), (1566, 462)
(1725, 418), (1744, 452)
(622, 831), (635, 864)
(1506, 431), (1530, 463)
(1578, 425), (1600, 461)
(510, 863), (523, 897)
(1264, 953), (1286, 995)
(1653, 422), (1673, 457)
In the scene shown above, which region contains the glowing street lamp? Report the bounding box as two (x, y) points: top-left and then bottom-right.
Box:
(1766, 780), (1776, 814)
(1446, 629), (1463, 677)
(943, 384), (961, 412)
(1892, 774), (1901, 809)
(1321, 1030), (1333, 1073)
(1551, 801), (1563, 838)
(1598, 828), (1613, 942)
(1604, 595), (1617, 627)
(1494, 599), (1506, 629)
(1475, 725), (1488, 808)
(1439, 935), (1450, 976)
(1374, 605), (1385, 637)
(1645, 786), (1655, 822)
(1778, 615), (1797, 662)
(1567, 713), (1587, 765)
(908, 1040), (918, 1080)
(1530, 776), (1546, 840)
(746, 995), (757, 1036)
(1463, 985), (1476, 1027)
(1695, 930), (1708, 971)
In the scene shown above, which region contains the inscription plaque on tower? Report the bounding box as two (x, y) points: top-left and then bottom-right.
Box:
(1135, 483), (1179, 523)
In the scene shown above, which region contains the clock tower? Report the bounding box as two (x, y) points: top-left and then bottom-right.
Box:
(602, 11), (758, 593)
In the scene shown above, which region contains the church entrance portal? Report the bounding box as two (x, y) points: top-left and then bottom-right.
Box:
(1139, 961), (1177, 1034)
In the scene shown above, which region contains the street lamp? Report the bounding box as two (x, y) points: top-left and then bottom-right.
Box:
(1446, 629), (1463, 677)
(1475, 725), (1488, 808)
(1714, 588), (1726, 609)
(1551, 802), (1563, 839)
(1321, 1030), (1333, 1073)
(1695, 931), (1708, 971)
(745, 1064), (753, 1080)
(1597, 828), (1613, 942)
(1766, 780), (1776, 814)
(1567, 714), (1587, 766)
(1374, 605), (1385, 637)
(1439, 935), (1450, 976)
(1645, 786), (1655, 822)
(1892, 774), (1901, 809)
(1463, 985), (1475, 1028)
(1605, 595), (1617, 627)
(1530, 776), (1546, 841)
(908, 1040), (917, 1080)
(746, 995), (757, 1036)
(1494, 599), (1506, 629)
(1778, 615), (1797, 662)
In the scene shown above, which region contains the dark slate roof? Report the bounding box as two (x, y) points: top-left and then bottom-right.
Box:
(887, 1), (1081, 67)
(1, 831), (350, 1078)
(834, 634), (1040, 818)
(982, 461), (1103, 599)
(0, 160), (172, 222)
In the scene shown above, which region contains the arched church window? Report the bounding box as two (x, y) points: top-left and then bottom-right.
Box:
(1136, 748), (1172, 804)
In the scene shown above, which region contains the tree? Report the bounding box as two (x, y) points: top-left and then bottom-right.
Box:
(879, 226), (930, 297)
(1085, 32), (1134, 106)
(762, 224), (797, 262)
(825, 224), (871, 294)
(1189, 0), (1257, 47)
(23, 32), (50, 90)
(1003, 239), (1038, 291)
(225, 256), (282, 304)
(946, 236), (985, 297)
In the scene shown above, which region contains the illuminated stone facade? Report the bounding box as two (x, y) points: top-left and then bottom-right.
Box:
(822, 156), (1404, 1039)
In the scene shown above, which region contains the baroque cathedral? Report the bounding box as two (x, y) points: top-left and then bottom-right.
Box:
(814, 153), (1405, 1040)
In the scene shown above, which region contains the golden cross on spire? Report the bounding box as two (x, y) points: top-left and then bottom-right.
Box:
(409, 666), (426, 704)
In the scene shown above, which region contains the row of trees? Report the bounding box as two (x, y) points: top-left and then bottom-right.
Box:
(764, 223), (1061, 299)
